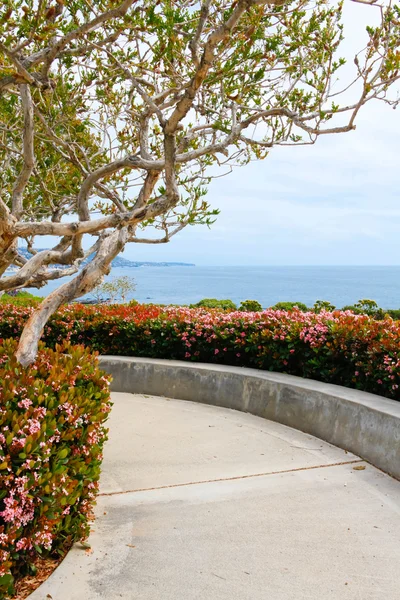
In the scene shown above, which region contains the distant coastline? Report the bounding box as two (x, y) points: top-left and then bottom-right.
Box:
(107, 258), (196, 268)
(8, 248), (195, 271)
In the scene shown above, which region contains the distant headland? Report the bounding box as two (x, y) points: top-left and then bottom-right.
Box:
(110, 257), (196, 268)
(17, 248), (195, 269)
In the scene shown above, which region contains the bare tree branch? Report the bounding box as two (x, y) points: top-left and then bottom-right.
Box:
(12, 85), (35, 217)
(16, 228), (128, 366)
(189, 0), (212, 67)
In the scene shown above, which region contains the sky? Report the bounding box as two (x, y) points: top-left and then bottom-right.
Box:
(31, 3), (399, 267)
(122, 2), (400, 267)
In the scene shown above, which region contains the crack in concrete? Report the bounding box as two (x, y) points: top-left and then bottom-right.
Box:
(99, 458), (364, 497)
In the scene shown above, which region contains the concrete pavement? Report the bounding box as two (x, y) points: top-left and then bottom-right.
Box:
(29, 393), (400, 599)
(100, 356), (400, 480)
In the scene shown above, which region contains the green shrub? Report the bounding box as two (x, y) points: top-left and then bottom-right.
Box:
(270, 301), (308, 312)
(0, 292), (42, 307)
(341, 305), (359, 313)
(192, 298), (237, 311)
(239, 300), (263, 312)
(313, 300), (336, 313)
(0, 340), (111, 597)
(386, 309), (400, 320)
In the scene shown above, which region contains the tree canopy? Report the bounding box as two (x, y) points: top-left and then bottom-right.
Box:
(0, 0), (399, 364)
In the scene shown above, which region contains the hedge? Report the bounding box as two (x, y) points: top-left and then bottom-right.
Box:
(0, 340), (111, 598)
(1, 303), (400, 401)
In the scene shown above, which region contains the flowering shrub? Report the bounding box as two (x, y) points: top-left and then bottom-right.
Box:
(0, 340), (111, 598)
(1, 303), (400, 401)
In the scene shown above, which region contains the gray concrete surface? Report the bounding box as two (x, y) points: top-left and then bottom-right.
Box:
(29, 393), (400, 600)
(100, 357), (400, 480)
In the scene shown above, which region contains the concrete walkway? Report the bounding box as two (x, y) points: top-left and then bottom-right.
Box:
(30, 393), (400, 599)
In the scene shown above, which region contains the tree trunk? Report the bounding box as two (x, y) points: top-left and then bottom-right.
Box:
(16, 229), (127, 366)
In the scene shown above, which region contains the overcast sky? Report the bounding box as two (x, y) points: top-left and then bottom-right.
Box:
(119, 2), (398, 266)
(29, 4), (389, 267)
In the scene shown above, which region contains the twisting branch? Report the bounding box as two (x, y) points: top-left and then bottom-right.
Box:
(165, 0), (258, 134)
(33, 104), (126, 213)
(0, 43), (38, 86)
(189, 0), (212, 67)
(128, 221), (187, 244)
(0, 0), (138, 93)
(12, 85), (35, 217)
(93, 43), (167, 125)
(16, 228), (129, 366)
(133, 171), (161, 210)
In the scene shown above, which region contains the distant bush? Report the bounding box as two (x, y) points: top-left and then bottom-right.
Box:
(238, 300), (263, 312)
(192, 298), (237, 311)
(270, 301), (308, 312)
(386, 309), (400, 320)
(313, 300), (336, 313)
(0, 340), (111, 598)
(354, 299), (379, 314)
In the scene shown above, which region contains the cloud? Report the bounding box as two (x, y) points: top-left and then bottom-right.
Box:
(125, 95), (400, 265)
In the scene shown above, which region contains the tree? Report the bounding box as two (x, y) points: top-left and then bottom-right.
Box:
(92, 275), (136, 303)
(0, 0), (399, 365)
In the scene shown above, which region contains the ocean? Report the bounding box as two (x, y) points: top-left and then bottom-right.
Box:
(28, 265), (400, 309)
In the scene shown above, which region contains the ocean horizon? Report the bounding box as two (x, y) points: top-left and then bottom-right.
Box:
(27, 265), (400, 309)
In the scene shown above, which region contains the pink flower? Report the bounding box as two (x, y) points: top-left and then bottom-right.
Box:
(11, 437), (26, 451)
(27, 419), (41, 435)
(16, 538), (32, 551)
(17, 398), (32, 410)
(214, 349), (219, 355)
(34, 531), (53, 551)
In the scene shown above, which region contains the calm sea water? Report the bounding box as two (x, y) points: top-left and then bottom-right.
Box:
(28, 265), (400, 309)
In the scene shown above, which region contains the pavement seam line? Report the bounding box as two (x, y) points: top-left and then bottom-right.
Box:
(99, 458), (364, 497)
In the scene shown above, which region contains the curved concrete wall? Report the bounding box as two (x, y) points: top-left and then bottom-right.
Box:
(99, 357), (400, 480)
